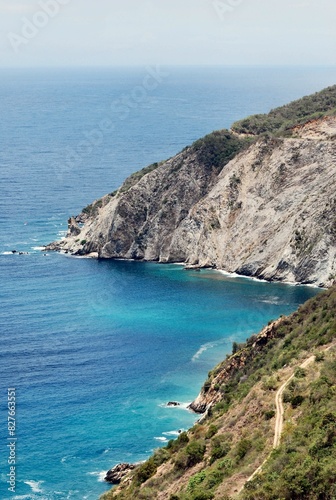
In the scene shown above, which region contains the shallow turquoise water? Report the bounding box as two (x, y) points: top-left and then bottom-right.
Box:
(1, 67), (333, 499)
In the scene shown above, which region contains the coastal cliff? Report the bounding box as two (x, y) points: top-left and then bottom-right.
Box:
(46, 86), (336, 287)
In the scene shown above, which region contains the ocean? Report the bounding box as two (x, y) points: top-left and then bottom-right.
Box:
(1, 66), (335, 500)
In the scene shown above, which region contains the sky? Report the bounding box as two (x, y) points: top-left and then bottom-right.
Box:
(0, 0), (335, 67)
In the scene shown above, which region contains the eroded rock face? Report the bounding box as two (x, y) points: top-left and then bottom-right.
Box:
(105, 463), (135, 484)
(46, 117), (336, 287)
(188, 318), (284, 413)
(67, 217), (81, 237)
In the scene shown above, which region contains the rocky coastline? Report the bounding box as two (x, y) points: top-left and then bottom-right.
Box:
(46, 116), (336, 288)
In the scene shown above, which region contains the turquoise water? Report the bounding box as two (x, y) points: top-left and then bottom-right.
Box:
(1, 67), (334, 499)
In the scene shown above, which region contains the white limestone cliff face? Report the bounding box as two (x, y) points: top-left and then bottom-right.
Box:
(46, 117), (336, 287)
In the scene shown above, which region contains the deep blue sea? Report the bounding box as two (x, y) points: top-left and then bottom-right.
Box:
(1, 66), (335, 500)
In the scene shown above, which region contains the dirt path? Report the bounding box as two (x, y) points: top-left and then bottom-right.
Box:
(241, 344), (335, 491)
(273, 355), (315, 448)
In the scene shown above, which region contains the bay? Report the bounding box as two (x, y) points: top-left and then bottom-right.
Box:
(1, 66), (334, 499)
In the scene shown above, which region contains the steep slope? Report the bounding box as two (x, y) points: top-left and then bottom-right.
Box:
(46, 131), (251, 261)
(100, 286), (336, 500)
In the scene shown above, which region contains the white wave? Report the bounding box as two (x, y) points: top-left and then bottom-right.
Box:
(260, 297), (281, 305)
(87, 471), (107, 482)
(66, 491), (80, 499)
(2, 251), (14, 255)
(13, 496), (39, 500)
(162, 430), (181, 436)
(218, 269), (241, 278)
(154, 436), (168, 442)
(32, 246), (45, 251)
(24, 480), (44, 493)
(179, 402), (193, 410)
(217, 269), (269, 283)
(192, 341), (216, 362)
(159, 401), (192, 411)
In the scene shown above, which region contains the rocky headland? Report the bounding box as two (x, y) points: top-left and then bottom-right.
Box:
(46, 85), (336, 288)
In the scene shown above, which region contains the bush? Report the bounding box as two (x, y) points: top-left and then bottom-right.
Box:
(262, 376), (278, 391)
(187, 471), (207, 492)
(264, 409), (276, 420)
(231, 84), (336, 136)
(315, 352), (325, 362)
(134, 458), (157, 484)
(167, 431), (189, 454)
(210, 436), (231, 464)
(236, 438), (252, 460)
(205, 425), (218, 439)
(217, 457), (233, 474)
(175, 440), (206, 470)
(291, 395), (305, 408)
(294, 367), (306, 378)
(191, 490), (214, 500)
(191, 130), (252, 172)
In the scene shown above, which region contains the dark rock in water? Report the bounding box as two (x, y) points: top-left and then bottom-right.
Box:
(167, 401), (180, 407)
(12, 250), (17, 254)
(105, 463), (135, 484)
(187, 402), (207, 414)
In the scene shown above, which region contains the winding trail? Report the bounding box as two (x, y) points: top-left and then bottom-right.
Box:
(241, 343), (335, 490)
(273, 355), (315, 448)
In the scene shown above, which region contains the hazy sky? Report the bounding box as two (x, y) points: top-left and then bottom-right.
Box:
(0, 0), (335, 67)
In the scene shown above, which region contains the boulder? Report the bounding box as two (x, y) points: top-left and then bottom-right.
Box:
(105, 463), (135, 484)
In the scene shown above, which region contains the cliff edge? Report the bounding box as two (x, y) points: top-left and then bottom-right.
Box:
(46, 86), (336, 287)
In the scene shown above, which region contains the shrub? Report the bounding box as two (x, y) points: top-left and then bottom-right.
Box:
(236, 438), (252, 460)
(175, 440), (206, 470)
(191, 490), (214, 500)
(217, 457), (233, 474)
(262, 376), (278, 391)
(187, 471), (207, 492)
(210, 436), (231, 463)
(191, 130), (252, 172)
(134, 457), (157, 484)
(291, 395), (305, 408)
(264, 409), (276, 420)
(205, 425), (218, 439)
(294, 367), (306, 378)
(315, 352), (325, 362)
(167, 431), (189, 454)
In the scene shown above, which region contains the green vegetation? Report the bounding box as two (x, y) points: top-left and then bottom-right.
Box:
(101, 286), (335, 500)
(82, 193), (116, 218)
(242, 359), (336, 500)
(191, 130), (253, 172)
(82, 198), (104, 217)
(232, 84), (336, 136)
(118, 162), (162, 195)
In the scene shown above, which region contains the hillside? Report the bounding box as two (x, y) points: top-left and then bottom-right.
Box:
(46, 92), (336, 286)
(231, 84), (336, 136)
(101, 286), (336, 500)
(44, 85), (336, 499)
